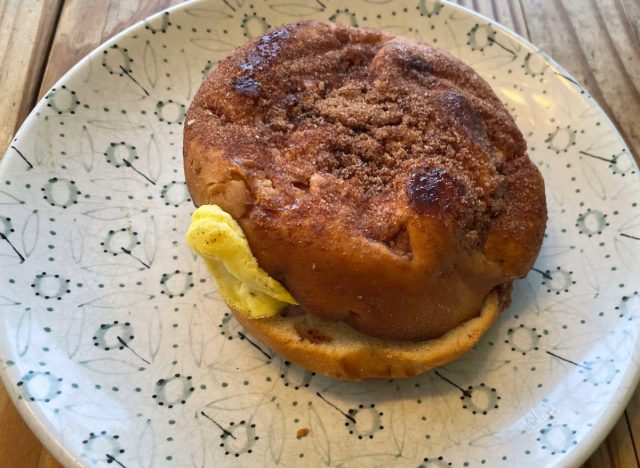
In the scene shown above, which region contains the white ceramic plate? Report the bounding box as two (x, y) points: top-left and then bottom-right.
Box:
(1, 1), (639, 466)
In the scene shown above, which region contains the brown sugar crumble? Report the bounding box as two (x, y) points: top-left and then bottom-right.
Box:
(187, 20), (536, 251)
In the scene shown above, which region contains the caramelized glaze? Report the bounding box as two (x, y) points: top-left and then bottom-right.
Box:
(184, 20), (547, 341)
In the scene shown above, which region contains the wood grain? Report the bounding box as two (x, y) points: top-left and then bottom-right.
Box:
(0, 0), (62, 154)
(38, 0), (184, 97)
(455, 0), (528, 37)
(465, 3), (640, 464)
(0, 2), (182, 467)
(583, 413), (639, 468)
(0, 385), (59, 467)
(628, 389), (640, 466)
(619, 0), (640, 45)
(521, 0), (640, 164)
(519, 3), (640, 463)
(0, 0), (638, 467)
(0, 7), (62, 466)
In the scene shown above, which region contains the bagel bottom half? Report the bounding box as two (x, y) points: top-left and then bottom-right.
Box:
(232, 284), (511, 380)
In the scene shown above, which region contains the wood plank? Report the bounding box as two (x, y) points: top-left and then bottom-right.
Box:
(1, 3), (185, 466)
(38, 0), (184, 97)
(469, 0), (496, 19)
(520, 0), (640, 164)
(462, 1), (640, 466)
(619, 0), (640, 45)
(582, 0), (640, 151)
(454, 0), (529, 39)
(0, 385), (47, 467)
(628, 386), (640, 467)
(517, 1), (640, 465)
(490, 0), (529, 38)
(36, 452), (60, 468)
(0, 8), (63, 468)
(0, 0), (62, 154)
(583, 412), (640, 468)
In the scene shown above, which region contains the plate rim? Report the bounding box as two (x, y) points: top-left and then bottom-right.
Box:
(0, 0), (638, 466)
(437, 5), (640, 467)
(0, 3), (199, 467)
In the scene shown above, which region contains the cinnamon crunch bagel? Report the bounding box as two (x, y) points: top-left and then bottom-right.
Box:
(183, 20), (546, 379)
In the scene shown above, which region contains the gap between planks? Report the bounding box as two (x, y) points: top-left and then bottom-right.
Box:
(0, 0), (63, 155)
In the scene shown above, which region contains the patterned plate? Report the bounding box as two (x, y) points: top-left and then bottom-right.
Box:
(1, 1), (639, 466)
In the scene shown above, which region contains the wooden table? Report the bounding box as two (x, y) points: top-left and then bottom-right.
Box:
(0, 0), (638, 466)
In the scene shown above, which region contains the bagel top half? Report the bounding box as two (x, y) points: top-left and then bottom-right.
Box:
(183, 20), (547, 342)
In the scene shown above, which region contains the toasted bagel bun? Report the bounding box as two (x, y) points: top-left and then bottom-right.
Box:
(184, 20), (546, 342)
(183, 20), (546, 377)
(233, 285), (510, 380)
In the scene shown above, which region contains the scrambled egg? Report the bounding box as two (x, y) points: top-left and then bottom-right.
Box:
(186, 205), (297, 318)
